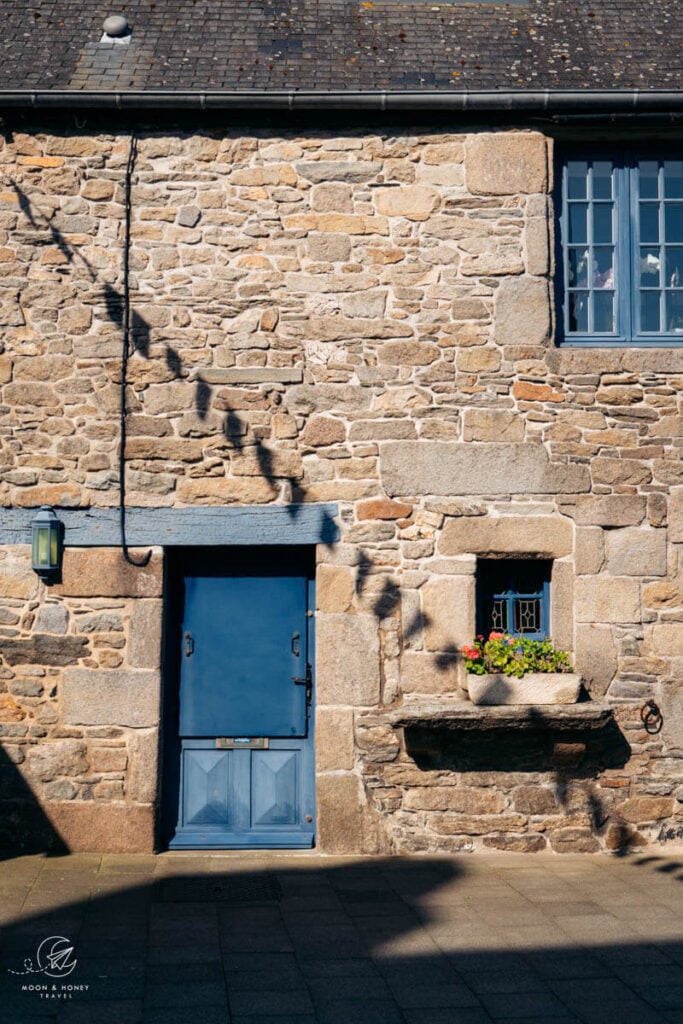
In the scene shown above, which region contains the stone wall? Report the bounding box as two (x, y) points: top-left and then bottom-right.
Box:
(0, 122), (682, 853)
(0, 545), (162, 852)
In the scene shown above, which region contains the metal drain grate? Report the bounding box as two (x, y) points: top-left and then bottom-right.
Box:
(160, 875), (282, 903)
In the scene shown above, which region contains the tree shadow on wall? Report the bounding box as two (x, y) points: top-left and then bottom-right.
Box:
(404, 719), (642, 855)
(8, 177), (152, 395)
(0, 745), (67, 860)
(0, 852), (682, 1022)
(7, 163), (335, 535)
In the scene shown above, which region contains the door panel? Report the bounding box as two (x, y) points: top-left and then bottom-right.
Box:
(169, 548), (315, 850)
(183, 749), (232, 826)
(251, 750), (298, 827)
(179, 574), (308, 738)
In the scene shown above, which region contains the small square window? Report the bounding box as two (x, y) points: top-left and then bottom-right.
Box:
(476, 559), (551, 640)
(557, 152), (683, 345)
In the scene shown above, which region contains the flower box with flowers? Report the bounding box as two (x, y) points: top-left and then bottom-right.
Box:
(462, 633), (581, 706)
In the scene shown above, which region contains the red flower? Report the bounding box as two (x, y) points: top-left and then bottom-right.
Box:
(489, 631), (505, 641)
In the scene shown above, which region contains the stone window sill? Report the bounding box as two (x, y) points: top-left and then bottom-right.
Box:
(384, 700), (614, 732)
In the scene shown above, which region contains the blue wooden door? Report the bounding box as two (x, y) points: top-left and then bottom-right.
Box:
(170, 551), (315, 849)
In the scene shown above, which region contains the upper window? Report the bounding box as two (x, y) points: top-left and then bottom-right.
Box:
(476, 560), (551, 641)
(558, 154), (683, 344)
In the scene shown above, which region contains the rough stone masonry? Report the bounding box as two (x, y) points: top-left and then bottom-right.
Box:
(0, 124), (682, 854)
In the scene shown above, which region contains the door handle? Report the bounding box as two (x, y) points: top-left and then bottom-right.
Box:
(184, 631), (194, 657)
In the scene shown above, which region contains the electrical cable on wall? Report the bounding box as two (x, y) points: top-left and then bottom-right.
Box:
(119, 130), (151, 568)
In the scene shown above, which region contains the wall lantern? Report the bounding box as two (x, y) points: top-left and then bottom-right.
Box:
(31, 505), (63, 583)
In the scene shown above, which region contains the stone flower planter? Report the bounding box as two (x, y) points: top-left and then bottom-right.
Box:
(466, 673), (582, 706)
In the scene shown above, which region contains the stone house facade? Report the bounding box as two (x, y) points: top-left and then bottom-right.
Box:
(0, 3), (682, 856)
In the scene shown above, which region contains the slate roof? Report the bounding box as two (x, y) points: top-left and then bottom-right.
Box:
(0, 0), (681, 95)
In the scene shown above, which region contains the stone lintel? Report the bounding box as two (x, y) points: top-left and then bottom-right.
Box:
(439, 515), (573, 558)
(381, 442), (590, 497)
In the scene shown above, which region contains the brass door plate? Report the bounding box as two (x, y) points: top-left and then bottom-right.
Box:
(216, 737), (269, 749)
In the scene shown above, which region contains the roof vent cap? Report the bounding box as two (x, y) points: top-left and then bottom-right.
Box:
(102, 14), (129, 38)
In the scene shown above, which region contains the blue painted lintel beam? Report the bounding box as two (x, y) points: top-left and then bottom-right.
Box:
(0, 504), (339, 547)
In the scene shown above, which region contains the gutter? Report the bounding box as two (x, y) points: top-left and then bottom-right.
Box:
(0, 89), (682, 114)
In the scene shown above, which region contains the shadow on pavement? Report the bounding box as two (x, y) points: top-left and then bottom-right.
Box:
(0, 851), (682, 1024)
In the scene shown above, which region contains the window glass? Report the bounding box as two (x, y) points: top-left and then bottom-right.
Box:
(640, 291), (661, 332)
(640, 248), (661, 287)
(664, 205), (683, 240)
(663, 160), (683, 199)
(569, 292), (589, 333)
(666, 291), (683, 333)
(594, 291), (614, 333)
(592, 205), (612, 243)
(476, 560), (551, 640)
(639, 204), (660, 244)
(638, 160), (659, 199)
(592, 161), (613, 199)
(568, 203), (588, 243)
(567, 161), (588, 199)
(562, 153), (683, 343)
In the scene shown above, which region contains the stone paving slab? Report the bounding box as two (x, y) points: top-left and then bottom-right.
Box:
(0, 851), (681, 1023)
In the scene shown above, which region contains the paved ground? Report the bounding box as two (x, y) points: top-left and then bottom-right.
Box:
(0, 850), (682, 1024)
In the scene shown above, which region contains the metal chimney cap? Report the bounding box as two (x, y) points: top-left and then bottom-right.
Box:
(102, 15), (129, 37)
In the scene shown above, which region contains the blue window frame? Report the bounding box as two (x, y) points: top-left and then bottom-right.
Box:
(558, 154), (683, 345)
(476, 560), (551, 641)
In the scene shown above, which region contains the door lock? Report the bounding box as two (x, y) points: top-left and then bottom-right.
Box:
(292, 662), (311, 686)
(292, 662), (312, 704)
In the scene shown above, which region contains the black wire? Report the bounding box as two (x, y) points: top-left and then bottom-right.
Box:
(119, 131), (151, 568)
